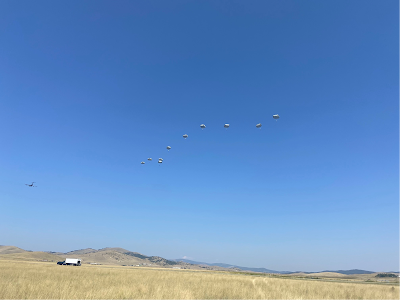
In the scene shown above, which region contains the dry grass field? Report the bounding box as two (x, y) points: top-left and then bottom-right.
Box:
(0, 260), (398, 299)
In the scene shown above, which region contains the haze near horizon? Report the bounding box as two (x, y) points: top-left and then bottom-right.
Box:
(0, 0), (398, 272)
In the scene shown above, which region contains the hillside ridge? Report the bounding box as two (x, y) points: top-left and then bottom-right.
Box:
(172, 258), (384, 275)
(2, 245), (397, 274)
(0, 245), (29, 254)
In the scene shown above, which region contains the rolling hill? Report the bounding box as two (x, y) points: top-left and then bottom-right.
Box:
(1, 245), (395, 275)
(172, 259), (381, 275)
(172, 258), (288, 274)
(0, 245), (28, 255)
(66, 248), (180, 266)
(0, 251), (63, 262)
(320, 269), (375, 275)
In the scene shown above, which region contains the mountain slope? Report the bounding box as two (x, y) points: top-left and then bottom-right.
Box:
(65, 248), (98, 255)
(0, 251), (63, 262)
(173, 259), (283, 273)
(320, 269), (375, 275)
(1, 245), (387, 274)
(173, 259), (379, 275)
(64, 248), (179, 266)
(0, 245), (27, 255)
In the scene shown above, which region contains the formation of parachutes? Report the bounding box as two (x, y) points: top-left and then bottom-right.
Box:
(140, 114), (280, 165)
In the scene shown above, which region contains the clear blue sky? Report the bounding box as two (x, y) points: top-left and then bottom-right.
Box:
(0, 0), (398, 272)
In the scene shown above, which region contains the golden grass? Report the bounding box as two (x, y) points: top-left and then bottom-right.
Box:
(0, 260), (398, 299)
(302, 272), (350, 278)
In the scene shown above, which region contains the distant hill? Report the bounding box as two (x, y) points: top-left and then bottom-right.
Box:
(172, 259), (209, 265)
(65, 248), (98, 255)
(0, 245), (28, 255)
(173, 259), (285, 274)
(0, 251), (63, 262)
(58, 247), (180, 267)
(99, 247), (131, 253)
(1, 245), (390, 275)
(320, 269), (375, 275)
(173, 259), (379, 275)
(301, 272), (351, 278)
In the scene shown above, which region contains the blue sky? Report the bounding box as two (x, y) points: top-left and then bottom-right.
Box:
(0, 0), (398, 272)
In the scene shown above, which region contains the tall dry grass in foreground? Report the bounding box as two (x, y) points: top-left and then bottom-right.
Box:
(0, 260), (398, 299)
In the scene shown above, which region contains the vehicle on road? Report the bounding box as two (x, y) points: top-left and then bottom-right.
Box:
(57, 258), (82, 266)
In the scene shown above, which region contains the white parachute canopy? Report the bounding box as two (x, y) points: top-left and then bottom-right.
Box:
(256, 123), (262, 128)
(273, 114), (280, 120)
(141, 161), (145, 164)
(183, 134), (188, 139)
(147, 158), (152, 161)
(166, 146), (171, 151)
(200, 124), (206, 129)
(224, 124), (230, 128)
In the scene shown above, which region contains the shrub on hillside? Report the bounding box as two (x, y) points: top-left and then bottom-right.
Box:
(375, 273), (397, 278)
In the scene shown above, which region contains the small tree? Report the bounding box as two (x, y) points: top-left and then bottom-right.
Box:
(375, 273), (397, 278)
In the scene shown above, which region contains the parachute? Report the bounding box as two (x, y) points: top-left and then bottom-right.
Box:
(139, 115), (284, 165)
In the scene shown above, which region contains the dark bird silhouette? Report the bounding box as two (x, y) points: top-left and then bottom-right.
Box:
(25, 182), (37, 187)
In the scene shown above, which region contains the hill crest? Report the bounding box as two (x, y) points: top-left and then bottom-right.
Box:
(2, 245), (393, 274)
(66, 248), (98, 255)
(0, 245), (28, 255)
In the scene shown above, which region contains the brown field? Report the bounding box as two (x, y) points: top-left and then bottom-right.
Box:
(0, 260), (398, 299)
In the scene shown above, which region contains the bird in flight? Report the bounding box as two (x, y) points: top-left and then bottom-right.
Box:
(25, 182), (37, 187)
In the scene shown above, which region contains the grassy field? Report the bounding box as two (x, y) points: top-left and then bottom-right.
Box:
(0, 260), (398, 299)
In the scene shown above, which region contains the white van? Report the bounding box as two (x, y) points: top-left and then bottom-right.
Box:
(59, 258), (81, 266)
